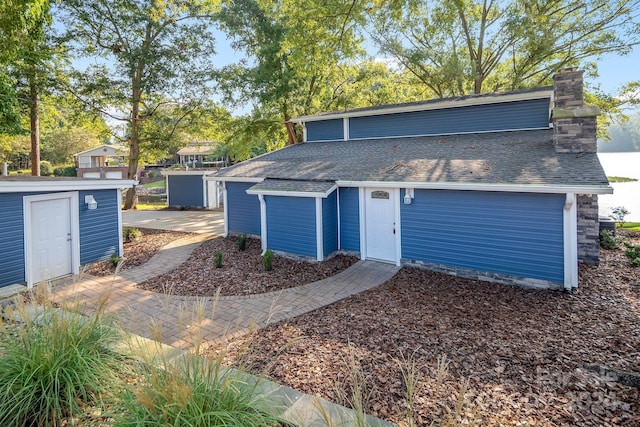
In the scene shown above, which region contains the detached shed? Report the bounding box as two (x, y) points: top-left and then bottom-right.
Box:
(162, 170), (221, 209)
(0, 177), (135, 288)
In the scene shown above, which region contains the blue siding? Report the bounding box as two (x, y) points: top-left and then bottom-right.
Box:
(339, 187), (360, 252)
(350, 98), (550, 139)
(401, 190), (564, 283)
(306, 119), (344, 141)
(226, 182), (261, 236)
(322, 191), (338, 257)
(266, 196), (317, 258)
(0, 193), (26, 287)
(79, 190), (120, 265)
(168, 175), (204, 207)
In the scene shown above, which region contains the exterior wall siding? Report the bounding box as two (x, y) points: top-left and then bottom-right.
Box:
(226, 182), (261, 236)
(265, 196), (317, 258)
(168, 175), (204, 207)
(339, 187), (360, 252)
(401, 190), (565, 283)
(0, 193), (26, 287)
(306, 119), (344, 141)
(79, 190), (120, 265)
(322, 191), (338, 257)
(349, 98), (550, 139)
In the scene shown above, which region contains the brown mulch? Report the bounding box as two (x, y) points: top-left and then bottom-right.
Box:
(83, 228), (194, 277)
(136, 236), (359, 296)
(206, 231), (640, 426)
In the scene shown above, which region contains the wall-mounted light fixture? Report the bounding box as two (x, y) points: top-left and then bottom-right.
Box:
(85, 195), (98, 210)
(403, 188), (414, 205)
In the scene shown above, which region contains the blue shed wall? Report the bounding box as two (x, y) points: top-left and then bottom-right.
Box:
(0, 193), (26, 287)
(339, 187), (360, 252)
(79, 190), (120, 265)
(226, 182), (261, 236)
(265, 196), (317, 258)
(306, 119), (344, 141)
(322, 191), (338, 257)
(168, 175), (204, 207)
(401, 190), (564, 283)
(349, 98), (550, 139)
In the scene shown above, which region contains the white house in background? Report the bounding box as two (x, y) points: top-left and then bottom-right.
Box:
(75, 145), (130, 179)
(177, 144), (225, 168)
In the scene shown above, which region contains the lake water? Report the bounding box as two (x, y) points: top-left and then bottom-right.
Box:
(597, 152), (640, 221)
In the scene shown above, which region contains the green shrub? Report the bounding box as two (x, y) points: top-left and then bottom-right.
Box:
(40, 161), (53, 176)
(170, 163), (187, 169)
(110, 252), (121, 267)
(122, 227), (142, 242)
(114, 355), (283, 427)
(237, 234), (247, 251)
(262, 249), (273, 271)
(53, 166), (77, 177)
(0, 299), (122, 427)
(214, 250), (223, 268)
(612, 206), (630, 225)
(623, 242), (640, 267)
(599, 229), (619, 249)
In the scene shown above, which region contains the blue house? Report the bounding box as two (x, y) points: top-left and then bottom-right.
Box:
(207, 69), (612, 290)
(0, 177), (135, 288)
(162, 169), (222, 209)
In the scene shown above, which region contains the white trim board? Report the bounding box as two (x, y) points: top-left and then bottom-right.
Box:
(336, 180), (612, 195)
(204, 176), (264, 183)
(247, 185), (337, 199)
(23, 191), (80, 288)
(1, 179), (135, 193)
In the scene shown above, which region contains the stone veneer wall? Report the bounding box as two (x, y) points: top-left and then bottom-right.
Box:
(577, 194), (600, 265)
(553, 116), (598, 153)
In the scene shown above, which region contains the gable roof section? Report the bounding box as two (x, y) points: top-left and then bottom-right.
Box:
(212, 129), (610, 194)
(290, 87), (553, 123)
(74, 144), (127, 157)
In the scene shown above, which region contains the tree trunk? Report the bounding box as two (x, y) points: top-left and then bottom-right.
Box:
(285, 121), (298, 145)
(29, 74), (40, 177)
(123, 88), (142, 210)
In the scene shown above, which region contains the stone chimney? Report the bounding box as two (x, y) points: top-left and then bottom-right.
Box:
(552, 68), (600, 153)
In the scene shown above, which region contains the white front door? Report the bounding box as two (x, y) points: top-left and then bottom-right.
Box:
(365, 188), (397, 262)
(30, 198), (73, 284)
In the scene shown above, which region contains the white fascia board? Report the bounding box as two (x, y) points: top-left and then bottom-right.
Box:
(290, 90), (553, 123)
(247, 185), (337, 199)
(161, 170), (218, 176)
(335, 180), (613, 195)
(203, 176), (264, 183)
(0, 179), (136, 193)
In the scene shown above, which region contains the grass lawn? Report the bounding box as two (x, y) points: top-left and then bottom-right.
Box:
(126, 201), (167, 210)
(618, 222), (640, 231)
(608, 176), (639, 182)
(139, 179), (165, 189)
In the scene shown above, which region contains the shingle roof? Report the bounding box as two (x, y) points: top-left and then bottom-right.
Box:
(213, 129), (609, 190)
(248, 179), (336, 194)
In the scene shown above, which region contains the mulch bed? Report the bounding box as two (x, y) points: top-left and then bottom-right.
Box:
(136, 236), (359, 296)
(83, 228), (194, 277)
(205, 231), (640, 426)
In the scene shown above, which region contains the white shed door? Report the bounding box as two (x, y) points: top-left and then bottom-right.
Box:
(365, 188), (397, 262)
(30, 198), (72, 283)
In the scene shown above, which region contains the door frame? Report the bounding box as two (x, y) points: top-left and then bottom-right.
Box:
(359, 187), (401, 266)
(23, 191), (80, 287)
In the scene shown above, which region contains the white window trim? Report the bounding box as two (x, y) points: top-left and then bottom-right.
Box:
(23, 191), (80, 288)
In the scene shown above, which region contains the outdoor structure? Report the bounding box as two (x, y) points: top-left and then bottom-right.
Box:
(162, 169), (222, 208)
(0, 177), (135, 288)
(207, 68), (611, 291)
(75, 144), (129, 179)
(176, 144), (225, 168)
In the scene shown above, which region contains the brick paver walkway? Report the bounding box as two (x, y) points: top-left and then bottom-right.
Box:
(52, 234), (400, 349)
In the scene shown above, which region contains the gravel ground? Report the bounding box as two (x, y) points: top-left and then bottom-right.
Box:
(137, 236), (359, 296)
(205, 231), (640, 426)
(83, 228), (194, 277)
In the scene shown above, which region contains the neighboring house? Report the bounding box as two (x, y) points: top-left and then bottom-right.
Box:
(0, 177), (135, 288)
(75, 144), (130, 179)
(207, 68), (611, 291)
(177, 144), (225, 168)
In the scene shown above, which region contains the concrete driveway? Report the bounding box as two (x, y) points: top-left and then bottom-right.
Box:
(122, 209), (224, 235)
